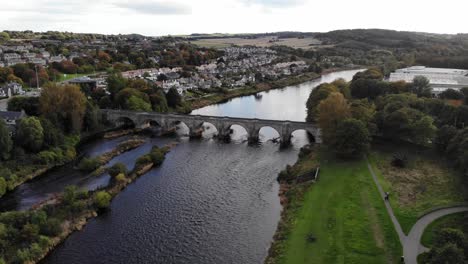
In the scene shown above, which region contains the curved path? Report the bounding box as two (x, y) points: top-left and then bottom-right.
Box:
(366, 160), (468, 264)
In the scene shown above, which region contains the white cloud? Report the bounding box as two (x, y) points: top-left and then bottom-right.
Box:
(114, 1), (192, 15)
(0, 0), (466, 36)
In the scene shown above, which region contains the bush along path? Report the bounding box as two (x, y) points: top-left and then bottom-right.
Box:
(366, 159), (468, 264)
(0, 144), (171, 264)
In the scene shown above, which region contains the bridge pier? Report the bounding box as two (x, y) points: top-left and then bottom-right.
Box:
(280, 134), (292, 148)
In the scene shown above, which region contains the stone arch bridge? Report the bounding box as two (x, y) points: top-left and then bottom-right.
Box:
(102, 109), (322, 146)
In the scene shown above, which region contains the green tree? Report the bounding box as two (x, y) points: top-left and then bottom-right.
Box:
(15, 117), (44, 153)
(306, 83), (338, 122)
(0, 177), (6, 197)
(434, 125), (458, 153)
(108, 163), (127, 177)
(107, 73), (127, 96)
(317, 92), (350, 145)
(333, 118), (370, 158)
(7, 96), (40, 116)
(94, 191), (112, 209)
(40, 118), (64, 148)
(126, 96), (152, 111)
(150, 90), (169, 112)
(0, 32), (10, 42)
(412, 76), (432, 97)
(0, 119), (12, 160)
(166, 88), (182, 108)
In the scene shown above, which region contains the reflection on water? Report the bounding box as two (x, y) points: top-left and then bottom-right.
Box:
(39, 70), (363, 264)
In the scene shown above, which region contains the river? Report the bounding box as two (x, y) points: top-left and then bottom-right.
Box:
(6, 69), (362, 264)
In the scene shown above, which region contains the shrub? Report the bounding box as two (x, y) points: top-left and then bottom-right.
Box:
(40, 218), (62, 237)
(35, 151), (57, 165)
(115, 173), (126, 183)
(136, 154), (152, 168)
(78, 157), (101, 172)
(108, 163), (127, 177)
(149, 148), (165, 166)
(391, 152), (408, 168)
(94, 191), (112, 210)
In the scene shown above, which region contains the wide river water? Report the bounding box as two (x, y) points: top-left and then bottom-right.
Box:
(1, 70), (362, 264)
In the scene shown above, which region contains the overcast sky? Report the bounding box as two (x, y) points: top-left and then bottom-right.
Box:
(1, 0), (467, 36)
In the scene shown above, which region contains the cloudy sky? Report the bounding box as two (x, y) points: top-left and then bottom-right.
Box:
(1, 0), (467, 36)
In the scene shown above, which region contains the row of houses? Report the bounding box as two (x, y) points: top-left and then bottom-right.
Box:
(118, 47), (309, 95)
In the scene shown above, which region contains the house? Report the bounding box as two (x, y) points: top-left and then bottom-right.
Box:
(0, 110), (26, 136)
(1, 82), (25, 97)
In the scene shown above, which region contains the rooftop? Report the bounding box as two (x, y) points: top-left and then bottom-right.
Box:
(395, 66), (468, 76)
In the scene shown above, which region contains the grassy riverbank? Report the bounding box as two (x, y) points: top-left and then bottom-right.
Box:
(368, 143), (468, 234)
(266, 147), (401, 264)
(185, 72), (320, 111)
(0, 143), (170, 264)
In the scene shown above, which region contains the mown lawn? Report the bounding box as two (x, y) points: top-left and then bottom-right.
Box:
(57, 73), (90, 82)
(275, 156), (401, 264)
(368, 145), (468, 234)
(421, 212), (468, 247)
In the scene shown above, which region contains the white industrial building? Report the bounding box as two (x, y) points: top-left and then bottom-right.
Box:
(389, 66), (468, 94)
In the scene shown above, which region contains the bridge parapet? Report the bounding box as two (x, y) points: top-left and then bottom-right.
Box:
(101, 109), (322, 145)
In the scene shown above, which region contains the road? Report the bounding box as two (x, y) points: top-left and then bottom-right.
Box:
(366, 160), (468, 264)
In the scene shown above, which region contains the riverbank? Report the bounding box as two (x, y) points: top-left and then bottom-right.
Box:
(0, 127), (140, 199)
(265, 147), (401, 264)
(0, 143), (170, 264)
(185, 71), (321, 111)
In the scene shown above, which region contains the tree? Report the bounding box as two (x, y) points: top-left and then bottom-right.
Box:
(0, 177), (6, 197)
(317, 92), (350, 145)
(108, 163), (127, 177)
(166, 88), (182, 108)
(412, 76), (432, 97)
(83, 101), (101, 132)
(7, 96), (40, 116)
(94, 191), (112, 209)
(0, 119), (12, 160)
(40, 84), (87, 133)
(306, 83), (338, 122)
(40, 118), (64, 148)
(426, 243), (465, 264)
(106, 73), (127, 96)
(333, 118), (370, 158)
(461, 87), (468, 105)
(126, 96), (152, 111)
(0, 32), (10, 42)
(150, 90), (169, 112)
(439, 89), (464, 100)
(434, 125), (458, 153)
(15, 117), (44, 153)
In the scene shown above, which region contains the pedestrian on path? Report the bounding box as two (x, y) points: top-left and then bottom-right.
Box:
(385, 192), (390, 201)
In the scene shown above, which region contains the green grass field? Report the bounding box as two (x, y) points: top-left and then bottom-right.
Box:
(269, 153), (401, 264)
(57, 73), (90, 82)
(421, 212), (468, 247)
(368, 146), (467, 234)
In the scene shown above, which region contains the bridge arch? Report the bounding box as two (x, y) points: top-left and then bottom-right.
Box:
(115, 116), (136, 128)
(290, 129), (317, 145)
(257, 126), (281, 142)
(139, 119), (163, 129)
(221, 124), (249, 142)
(199, 121), (219, 138)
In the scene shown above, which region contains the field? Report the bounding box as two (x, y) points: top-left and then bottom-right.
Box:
(368, 144), (468, 234)
(189, 37), (323, 49)
(57, 73), (90, 82)
(267, 150), (401, 264)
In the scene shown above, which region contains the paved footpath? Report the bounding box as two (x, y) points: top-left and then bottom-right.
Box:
(366, 160), (468, 264)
